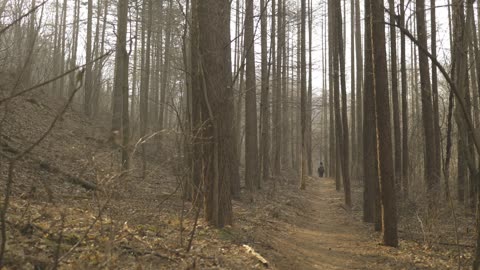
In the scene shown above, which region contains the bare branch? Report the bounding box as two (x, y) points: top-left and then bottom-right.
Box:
(0, 51), (113, 106)
(0, 0), (49, 36)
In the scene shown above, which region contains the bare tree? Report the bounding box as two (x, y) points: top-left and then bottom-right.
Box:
(388, 0), (401, 189)
(112, 0), (130, 169)
(244, 0), (259, 190)
(371, 0), (398, 247)
(400, 0), (409, 196)
(197, 0), (236, 227)
(417, 0), (438, 208)
(140, 0), (153, 178)
(260, 0), (271, 182)
(300, 0), (307, 190)
(84, 0), (94, 117)
(363, 0), (377, 225)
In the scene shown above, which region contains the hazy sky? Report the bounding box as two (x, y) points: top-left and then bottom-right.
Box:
(233, 0), (455, 96)
(5, 0), (459, 96)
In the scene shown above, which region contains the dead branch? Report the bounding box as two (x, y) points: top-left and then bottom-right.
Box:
(385, 21), (480, 157)
(38, 161), (97, 191)
(0, 0), (48, 36)
(0, 51), (112, 106)
(118, 245), (175, 262)
(243, 244), (269, 267)
(186, 205), (201, 253)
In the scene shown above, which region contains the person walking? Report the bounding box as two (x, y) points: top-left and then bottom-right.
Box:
(318, 162), (325, 178)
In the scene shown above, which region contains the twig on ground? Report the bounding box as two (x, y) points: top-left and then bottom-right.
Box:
(52, 213), (65, 270)
(416, 211), (427, 245)
(118, 245), (175, 261)
(57, 194), (111, 264)
(186, 205), (201, 253)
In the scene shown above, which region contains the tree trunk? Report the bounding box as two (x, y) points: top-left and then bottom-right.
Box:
(198, 0), (236, 227)
(307, 0), (313, 176)
(244, 0), (259, 190)
(350, 0), (356, 181)
(59, 0), (68, 97)
(260, 0), (271, 183)
(282, 0), (291, 170)
(300, 0), (307, 190)
(372, 0), (398, 247)
(335, 0), (352, 206)
(363, 0), (377, 224)
(389, 0), (401, 190)
(328, 0), (338, 186)
(400, 0), (409, 196)
(272, 0), (281, 176)
(190, 0), (203, 203)
(159, 0), (173, 151)
(355, 0), (363, 183)
(130, 3), (139, 137)
(431, 0), (442, 188)
(91, 0), (101, 115)
(69, 0), (81, 98)
(112, 0), (130, 169)
(84, 0), (94, 117)
(417, 0), (438, 209)
(140, 0), (153, 178)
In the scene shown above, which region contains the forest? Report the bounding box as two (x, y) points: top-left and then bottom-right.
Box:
(0, 0), (480, 269)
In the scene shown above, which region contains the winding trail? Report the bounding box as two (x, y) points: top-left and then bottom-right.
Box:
(256, 178), (416, 270)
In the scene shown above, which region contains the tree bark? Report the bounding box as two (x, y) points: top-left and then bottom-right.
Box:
(140, 0), (153, 178)
(363, 0), (377, 224)
(335, 0), (351, 206)
(430, 0), (442, 187)
(400, 0), (409, 196)
(198, 0), (236, 227)
(372, 0), (398, 247)
(300, 0), (307, 190)
(388, 0), (401, 190)
(272, 0), (281, 176)
(355, 0), (363, 183)
(112, 0), (130, 169)
(307, 0), (313, 176)
(158, 0), (173, 151)
(260, 0), (271, 183)
(244, 0), (259, 190)
(417, 0), (438, 209)
(84, 0), (94, 117)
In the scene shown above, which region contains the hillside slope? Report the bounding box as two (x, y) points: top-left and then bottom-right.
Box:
(0, 74), (265, 269)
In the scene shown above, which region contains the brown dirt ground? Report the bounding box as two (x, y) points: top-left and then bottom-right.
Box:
(249, 178), (456, 269)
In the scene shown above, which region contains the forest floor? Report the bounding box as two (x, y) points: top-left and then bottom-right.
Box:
(251, 178), (472, 269)
(0, 72), (476, 269)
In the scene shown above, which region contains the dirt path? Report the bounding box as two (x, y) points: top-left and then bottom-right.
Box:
(256, 178), (417, 270)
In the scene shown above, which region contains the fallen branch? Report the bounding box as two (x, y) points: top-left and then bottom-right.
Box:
(186, 205), (201, 253)
(118, 245), (175, 262)
(243, 244), (269, 268)
(65, 175), (97, 191)
(38, 161), (97, 191)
